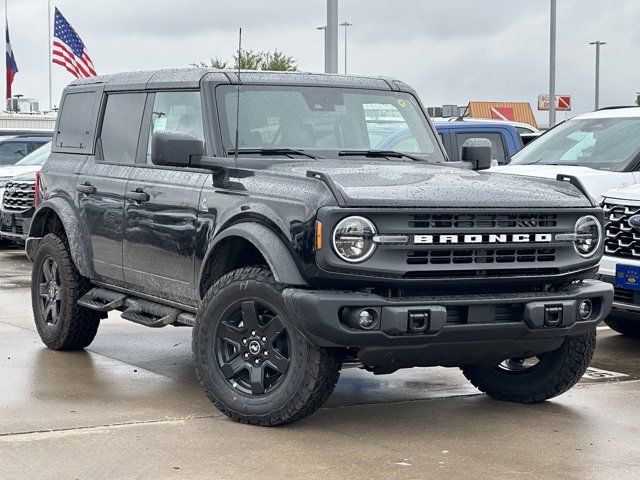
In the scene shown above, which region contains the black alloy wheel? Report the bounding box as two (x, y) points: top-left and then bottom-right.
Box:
(38, 256), (62, 326)
(216, 300), (291, 395)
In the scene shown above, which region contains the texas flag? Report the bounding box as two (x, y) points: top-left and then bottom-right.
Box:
(5, 20), (18, 99)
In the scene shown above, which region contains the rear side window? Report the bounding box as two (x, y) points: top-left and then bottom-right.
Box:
(99, 93), (146, 164)
(55, 91), (99, 153)
(456, 132), (506, 165)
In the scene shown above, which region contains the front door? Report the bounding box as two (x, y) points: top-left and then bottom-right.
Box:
(78, 92), (147, 283)
(123, 90), (208, 305)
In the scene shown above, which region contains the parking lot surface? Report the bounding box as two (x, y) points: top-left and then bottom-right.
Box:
(1, 249), (639, 479)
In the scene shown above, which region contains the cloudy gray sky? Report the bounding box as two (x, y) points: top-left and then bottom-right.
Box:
(6, 0), (639, 125)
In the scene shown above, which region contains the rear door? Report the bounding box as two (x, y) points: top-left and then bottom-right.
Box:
(78, 92), (146, 283)
(123, 90), (208, 305)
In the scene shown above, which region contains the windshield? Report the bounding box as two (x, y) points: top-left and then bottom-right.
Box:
(216, 85), (444, 162)
(15, 142), (52, 166)
(510, 116), (640, 171)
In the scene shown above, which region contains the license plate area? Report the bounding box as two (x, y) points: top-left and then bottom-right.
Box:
(615, 264), (640, 291)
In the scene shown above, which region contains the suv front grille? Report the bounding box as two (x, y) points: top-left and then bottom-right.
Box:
(408, 213), (558, 229)
(603, 201), (640, 259)
(2, 180), (35, 213)
(407, 247), (557, 265)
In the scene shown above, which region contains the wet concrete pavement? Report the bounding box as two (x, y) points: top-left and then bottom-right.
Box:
(1, 249), (640, 479)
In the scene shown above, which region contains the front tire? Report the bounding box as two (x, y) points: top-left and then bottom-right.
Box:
(605, 314), (640, 338)
(461, 331), (596, 403)
(193, 266), (341, 426)
(31, 233), (101, 350)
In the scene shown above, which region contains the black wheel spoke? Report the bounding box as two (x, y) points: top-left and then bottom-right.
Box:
(51, 262), (59, 283)
(42, 260), (52, 282)
(220, 355), (246, 380)
(266, 349), (290, 374)
(217, 322), (245, 345)
(51, 301), (59, 323)
(249, 364), (266, 394)
(43, 301), (53, 323)
(263, 315), (285, 340)
(39, 283), (49, 298)
(241, 301), (260, 330)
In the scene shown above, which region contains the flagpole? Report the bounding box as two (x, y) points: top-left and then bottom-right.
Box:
(47, 0), (52, 111)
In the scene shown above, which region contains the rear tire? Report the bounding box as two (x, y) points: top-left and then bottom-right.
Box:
(605, 315), (640, 338)
(31, 233), (101, 350)
(461, 331), (596, 403)
(193, 266), (341, 426)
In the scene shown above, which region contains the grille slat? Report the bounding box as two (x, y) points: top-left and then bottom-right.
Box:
(2, 180), (35, 212)
(603, 201), (640, 259)
(409, 213), (558, 230)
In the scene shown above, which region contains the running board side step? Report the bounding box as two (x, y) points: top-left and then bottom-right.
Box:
(78, 288), (196, 327)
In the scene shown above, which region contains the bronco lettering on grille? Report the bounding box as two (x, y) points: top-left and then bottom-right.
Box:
(413, 234), (553, 244)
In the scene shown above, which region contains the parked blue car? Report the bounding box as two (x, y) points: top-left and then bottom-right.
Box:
(377, 120), (523, 165)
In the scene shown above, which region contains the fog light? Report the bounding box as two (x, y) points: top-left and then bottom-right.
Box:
(578, 300), (593, 320)
(358, 309), (377, 329)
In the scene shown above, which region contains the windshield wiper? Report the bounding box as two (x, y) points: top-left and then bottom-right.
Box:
(338, 150), (427, 162)
(227, 148), (322, 160)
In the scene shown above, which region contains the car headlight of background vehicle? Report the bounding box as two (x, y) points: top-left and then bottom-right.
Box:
(573, 215), (602, 257)
(332, 216), (377, 263)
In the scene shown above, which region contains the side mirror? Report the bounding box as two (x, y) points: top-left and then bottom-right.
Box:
(461, 138), (492, 171)
(151, 130), (204, 167)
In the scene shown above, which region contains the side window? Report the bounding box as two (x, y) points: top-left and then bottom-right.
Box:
(456, 132), (506, 165)
(147, 91), (204, 164)
(100, 93), (146, 164)
(0, 142), (28, 165)
(55, 91), (99, 152)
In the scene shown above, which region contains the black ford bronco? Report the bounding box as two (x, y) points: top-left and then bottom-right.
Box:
(27, 69), (613, 426)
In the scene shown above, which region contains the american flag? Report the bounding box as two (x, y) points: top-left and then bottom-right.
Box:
(52, 7), (96, 78)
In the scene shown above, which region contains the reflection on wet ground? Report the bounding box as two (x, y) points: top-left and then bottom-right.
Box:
(2, 249), (640, 479)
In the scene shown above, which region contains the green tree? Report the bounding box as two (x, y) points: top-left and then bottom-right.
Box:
(193, 50), (297, 71)
(636, 92), (640, 107)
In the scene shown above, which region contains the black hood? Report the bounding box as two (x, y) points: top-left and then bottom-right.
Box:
(268, 160), (590, 208)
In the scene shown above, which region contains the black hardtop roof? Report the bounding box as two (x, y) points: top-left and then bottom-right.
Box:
(67, 68), (410, 92)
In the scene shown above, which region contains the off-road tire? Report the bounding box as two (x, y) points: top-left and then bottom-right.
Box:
(605, 315), (640, 338)
(461, 331), (596, 403)
(31, 233), (101, 350)
(193, 266), (341, 426)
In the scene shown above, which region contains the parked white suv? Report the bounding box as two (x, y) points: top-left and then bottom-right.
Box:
(598, 183), (640, 337)
(492, 107), (640, 201)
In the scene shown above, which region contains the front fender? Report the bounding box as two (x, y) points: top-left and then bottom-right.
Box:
(201, 222), (308, 288)
(28, 198), (94, 277)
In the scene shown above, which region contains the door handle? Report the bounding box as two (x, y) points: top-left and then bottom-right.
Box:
(77, 182), (96, 194)
(127, 189), (150, 203)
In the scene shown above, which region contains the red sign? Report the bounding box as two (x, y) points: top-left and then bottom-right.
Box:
(490, 106), (516, 121)
(538, 95), (571, 111)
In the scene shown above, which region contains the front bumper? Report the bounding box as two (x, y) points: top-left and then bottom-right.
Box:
(283, 280), (613, 370)
(0, 209), (32, 244)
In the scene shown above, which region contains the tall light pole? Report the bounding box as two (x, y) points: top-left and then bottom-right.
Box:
(340, 21), (353, 75)
(325, 0), (338, 74)
(548, 0), (557, 127)
(589, 41), (606, 110)
(317, 26), (327, 72)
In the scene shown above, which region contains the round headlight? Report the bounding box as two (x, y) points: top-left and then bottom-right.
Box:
(332, 216), (377, 263)
(574, 215), (602, 257)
